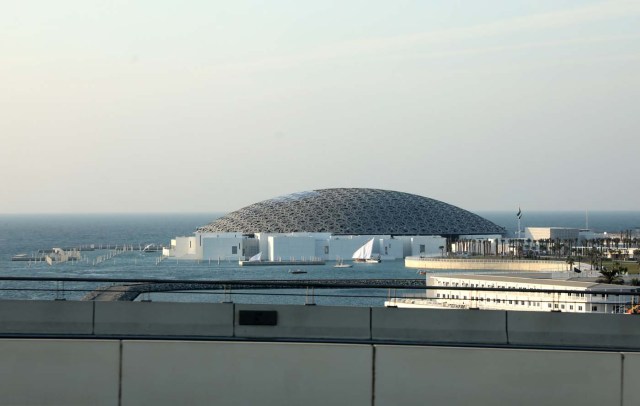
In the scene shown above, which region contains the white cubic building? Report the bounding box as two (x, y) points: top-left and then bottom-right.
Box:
(525, 227), (580, 241)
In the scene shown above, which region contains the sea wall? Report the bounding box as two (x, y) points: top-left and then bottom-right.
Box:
(405, 257), (568, 271)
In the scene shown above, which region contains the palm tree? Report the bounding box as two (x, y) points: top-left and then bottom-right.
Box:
(566, 256), (575, 272)
(596, 262), (626, 285)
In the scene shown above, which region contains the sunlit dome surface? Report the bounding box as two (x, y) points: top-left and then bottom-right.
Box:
(198, 188), (504, 236)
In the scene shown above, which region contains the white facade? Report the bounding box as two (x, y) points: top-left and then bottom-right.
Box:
(525, 227), (580, 241)
(199, 233), (246, 261)
(171, 236), (198, 258)
(403, 236), (447, 257)
(387, 274), (637, 314)
(166, 231), (450, 261)
(166, 231), (502, 262)
(268, 235), (318, 261)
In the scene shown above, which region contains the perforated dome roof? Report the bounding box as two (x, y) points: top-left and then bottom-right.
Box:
(197, 188), (504, 236)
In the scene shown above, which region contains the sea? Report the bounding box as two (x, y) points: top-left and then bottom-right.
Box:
(0, 211), (638, 305)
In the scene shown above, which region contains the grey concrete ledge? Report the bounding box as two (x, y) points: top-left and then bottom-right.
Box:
(2, 300), (640, 352)
(507, 312), (640, 350)
(94, 301), (234, 337)
(372, 307), (508, 344)
(0, 300), (93, 335)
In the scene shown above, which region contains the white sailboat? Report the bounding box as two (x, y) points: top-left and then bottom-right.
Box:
(352, 238), (381, 263)
(248, 252), (262, 262)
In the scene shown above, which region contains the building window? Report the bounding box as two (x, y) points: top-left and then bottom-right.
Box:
(554, 304), (558, 308)
(419, 244), (426, 253)
(579, 306), (583, 311)
(561, 305), (565, 309)
(232, 246), (237, 255)
(592, 306), (598, 312)
(570, 305), (574, 310)
(324, 246), (329, 254)
(437, 294), (440, 298)
(548, 304), (552, 308)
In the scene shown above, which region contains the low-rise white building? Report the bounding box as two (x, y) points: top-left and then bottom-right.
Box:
(525, 227), (580, 242)
(387, 274), (638, 314)
(165, 232), (448, 261)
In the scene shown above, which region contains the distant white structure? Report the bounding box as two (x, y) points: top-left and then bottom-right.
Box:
(165, 232), (450, 261)
(578, 229), (606, 241)
(525, 227), (580, 242)
(386, 274), (638, 314)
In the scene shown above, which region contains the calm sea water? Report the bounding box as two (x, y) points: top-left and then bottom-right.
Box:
(1, 211), (638, 304)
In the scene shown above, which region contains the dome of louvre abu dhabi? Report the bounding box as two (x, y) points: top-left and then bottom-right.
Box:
(197, 188), (505, 237)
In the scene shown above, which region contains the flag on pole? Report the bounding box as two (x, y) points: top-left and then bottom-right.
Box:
(516, 206), (522, 219)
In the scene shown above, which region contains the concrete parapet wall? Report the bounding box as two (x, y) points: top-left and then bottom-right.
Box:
(94, 302), (233, 337)
(405, 257), (567, 271)
(372, 307), (507, 344)
(2, 338), (640, 405)
(234, 304), (371, 340)
(2, 301), (640, 351)
(624, 352), (640, 405)
(507, 312), (640, 349)
(0, 300), (93, 335)
(0, 339), (120, 405)
(121, 341), (372, 406)
(375, 345), (622, 406)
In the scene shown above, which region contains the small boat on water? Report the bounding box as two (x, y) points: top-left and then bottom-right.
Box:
(334, 257), (353, 268)
(142, 244), (162, 253)
(352, 238), (381, 264)
(289, 269), (307, 274)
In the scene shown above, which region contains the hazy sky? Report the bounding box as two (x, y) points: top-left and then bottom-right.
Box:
(1, 0), (638, 213)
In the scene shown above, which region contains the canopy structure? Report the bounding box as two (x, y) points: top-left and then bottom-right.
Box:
(198, 188), (504, 236)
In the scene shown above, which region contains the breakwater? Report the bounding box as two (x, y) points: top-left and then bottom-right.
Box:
(82, 279), (425, 302)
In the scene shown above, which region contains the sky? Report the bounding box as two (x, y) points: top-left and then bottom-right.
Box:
(1, 0), (639, 213)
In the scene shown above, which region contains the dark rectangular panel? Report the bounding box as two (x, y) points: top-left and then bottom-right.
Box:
(238, 310), (278, 326)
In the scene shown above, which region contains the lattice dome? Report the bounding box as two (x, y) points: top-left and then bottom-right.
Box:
(197, 188), (504, 236)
